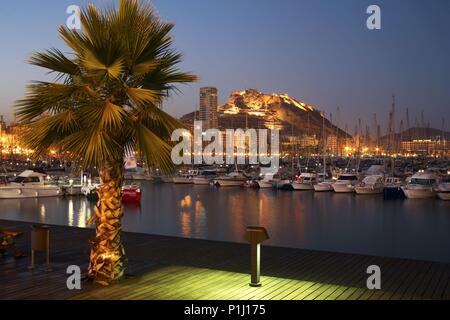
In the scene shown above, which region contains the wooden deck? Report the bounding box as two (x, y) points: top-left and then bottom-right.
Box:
(1, 219), (449, 300)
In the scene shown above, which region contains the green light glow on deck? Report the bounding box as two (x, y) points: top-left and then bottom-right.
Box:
(73, 265), (359, 300)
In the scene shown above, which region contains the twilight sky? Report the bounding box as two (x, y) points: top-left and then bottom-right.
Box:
(0, 0), (449, 134)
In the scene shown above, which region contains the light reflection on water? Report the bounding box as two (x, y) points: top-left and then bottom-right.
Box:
(0, 182), (449, 263)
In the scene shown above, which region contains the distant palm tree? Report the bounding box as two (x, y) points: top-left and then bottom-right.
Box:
(15, 0), (197, 285)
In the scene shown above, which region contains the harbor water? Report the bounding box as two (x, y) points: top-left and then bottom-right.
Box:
(0, 181), (449, 263)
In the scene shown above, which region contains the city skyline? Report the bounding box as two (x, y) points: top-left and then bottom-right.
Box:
(0, 0), (449, 133)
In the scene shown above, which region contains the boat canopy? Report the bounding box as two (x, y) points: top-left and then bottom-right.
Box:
(362, 175), (383, 185)
(18, 170), (46, 178)
(366, 165), (385, 176)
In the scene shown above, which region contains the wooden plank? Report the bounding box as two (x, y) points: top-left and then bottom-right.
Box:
(1, 219), (449, 301)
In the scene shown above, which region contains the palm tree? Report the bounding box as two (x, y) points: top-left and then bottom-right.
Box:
(15, 0), (197, 285)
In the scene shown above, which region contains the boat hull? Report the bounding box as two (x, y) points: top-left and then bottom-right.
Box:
(256, 181), (273, 189)
(193, 177), (214, 185)
(62, 185), (83, 196)
(437, 192), (450, 201)
(355, 186), (383, 195)
(214, 179), (245, 187)
(314, 183), (334, 192)
(291, 182), (315, 190)
(402, 187), (436, 199)
(0, 186), (62, 199)
(332, 183), (355, 193)
(122, 189), (142, 203)
(172, 177), (193, 184)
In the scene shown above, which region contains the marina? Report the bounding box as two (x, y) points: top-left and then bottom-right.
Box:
(1, 177), (449, 264)
(0, 0), (449, 304)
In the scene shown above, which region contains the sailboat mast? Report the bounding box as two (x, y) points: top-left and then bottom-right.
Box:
(322, 111), (326, 176)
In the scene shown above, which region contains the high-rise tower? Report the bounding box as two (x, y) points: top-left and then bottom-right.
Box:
(199, 87), (218, 130)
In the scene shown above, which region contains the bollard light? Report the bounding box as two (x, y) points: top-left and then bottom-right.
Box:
(244, 226), (269, 287)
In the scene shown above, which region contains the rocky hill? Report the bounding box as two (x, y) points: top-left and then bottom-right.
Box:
(181, 89), (350, 139)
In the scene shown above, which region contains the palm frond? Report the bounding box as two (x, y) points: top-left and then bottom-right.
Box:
(15, 0), (197, 172)
(134, 123), (174, 173)
(29, 48), (80, 78)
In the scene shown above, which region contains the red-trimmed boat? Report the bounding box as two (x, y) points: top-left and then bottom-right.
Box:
(122, 185), (142, 203)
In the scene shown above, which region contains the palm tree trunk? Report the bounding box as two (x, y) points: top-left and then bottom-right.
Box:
(88, 160), (125, 285)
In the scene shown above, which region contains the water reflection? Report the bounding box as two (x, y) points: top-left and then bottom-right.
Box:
(0, 182), (449, 263)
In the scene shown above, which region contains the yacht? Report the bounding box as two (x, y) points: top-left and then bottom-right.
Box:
(62, 180), (83, 196)
(383, 176), (405, 199)
(313, 172), (334, 192)
(0, 170), (61, 199)
(332, 173), (360, 193)
(81, 183), (100, 201)
(173, 170), (200, 184)
(402, 172), (439, 199)
(291, 173), (318, 190)
(314, 180), (334, 192)
(213, 171), (247, 187)
(192, 170), (218, 185)
(256, 173), (275, 189)
(435, 176), (450, 201)
(355, 175), (384, 195)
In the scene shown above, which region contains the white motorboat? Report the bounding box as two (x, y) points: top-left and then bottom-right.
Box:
(291, 173), (318, 190)
(173, 170), (200, 184)
(62, 181), (83, 196)
(314, 180), (334, 192)
(0, 170), (61, 199)
(402, 172), (439, 199)
(81, 183), (100, 200)
(355, 175), (384, 195)
(332, 173), (360, 193)
(193, 170), (218, 185)
(256, 173), (275, 189)
(213, 171), (247, 187)
(435, 176), (450, 201)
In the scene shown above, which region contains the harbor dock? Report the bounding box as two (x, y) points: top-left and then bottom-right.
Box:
(0, 219), (449, 300)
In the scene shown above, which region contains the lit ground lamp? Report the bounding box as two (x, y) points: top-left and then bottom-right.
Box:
(245, 226), (269, 287)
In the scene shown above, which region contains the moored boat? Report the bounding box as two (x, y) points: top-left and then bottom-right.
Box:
(332, 173), (360, 193)
(62, 184), (83, 196)
(81, 184), (100, 201)
(173, 170), (200, 184)
(314, 180), (334, 192)
(122, 185), (142, 203)
(0, 170), (61, 199)
(213, 171), (248, 187)
(435, 176), (450, 201)
(291, 173), (318, 191)
(256, 173), (275, 189)
(355, 175), (384, 195)
(193, 170), (218, 185)
(402, 172), (439, 199)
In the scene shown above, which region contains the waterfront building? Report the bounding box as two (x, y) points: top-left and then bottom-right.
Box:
(401, 138), (448, 156)
(199, 87), (218, 130)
